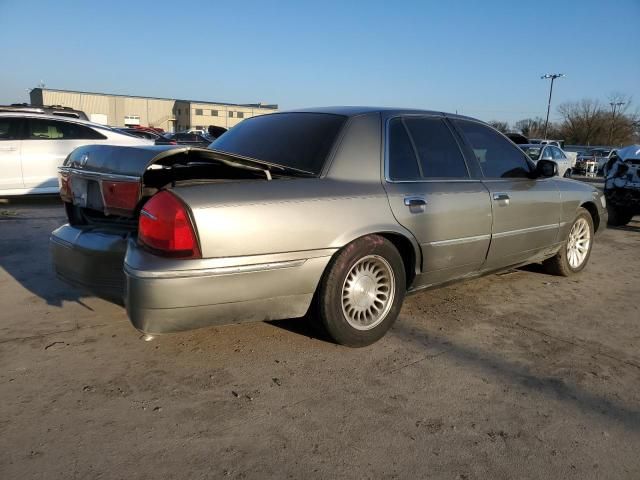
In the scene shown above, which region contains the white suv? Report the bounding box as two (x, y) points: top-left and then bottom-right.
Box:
(0, 113), (153, 196)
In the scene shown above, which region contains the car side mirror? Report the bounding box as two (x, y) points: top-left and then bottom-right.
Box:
(536, 159), (557, 178)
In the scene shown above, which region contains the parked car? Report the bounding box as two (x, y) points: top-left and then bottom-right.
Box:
(114, 127), (177, 145)
(0, 112), (153, 195)
(50, 107), (607, 347)
(519, 144), (573, 177)
(604, 144), (640, 226)
(529, 138), (565, 149)
(164, 131), (215, 147)
(0, 103), (89, 120)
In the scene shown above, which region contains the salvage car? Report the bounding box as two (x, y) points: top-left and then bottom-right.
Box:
(50, 107), (607, 347)
(604, 144), (640, 226)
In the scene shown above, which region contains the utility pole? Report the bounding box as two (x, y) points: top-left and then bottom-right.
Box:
(608, 101), (625, 146)
(541, 73), (564, 139)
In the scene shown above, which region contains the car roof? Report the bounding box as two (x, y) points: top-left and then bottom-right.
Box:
(0, 111), (112, 130)
(278, 106), (479, 121)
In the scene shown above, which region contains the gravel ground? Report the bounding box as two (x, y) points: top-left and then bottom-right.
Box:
(0, 195), (639, 479)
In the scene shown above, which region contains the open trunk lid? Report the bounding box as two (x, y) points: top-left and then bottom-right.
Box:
(59, 144), (274, 224)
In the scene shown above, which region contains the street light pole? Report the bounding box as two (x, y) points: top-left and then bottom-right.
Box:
(608, 101), (625, 146)
(541, 73), (564, 139)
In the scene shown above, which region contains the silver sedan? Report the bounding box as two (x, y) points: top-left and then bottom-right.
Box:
(50, 107), (607, 346)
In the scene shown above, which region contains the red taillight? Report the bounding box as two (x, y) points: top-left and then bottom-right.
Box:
(138, 191), (201, 259)
(102, 180), (140, 214)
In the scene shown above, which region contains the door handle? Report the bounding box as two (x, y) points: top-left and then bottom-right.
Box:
(493, 193), (510, 202)
(404, 196), (427, 207)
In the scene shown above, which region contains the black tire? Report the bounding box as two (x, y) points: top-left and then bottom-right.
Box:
(316, 235), (406, 347)
(543, 207), (594, 276)
(563, 168), (572, 178)
(607, 204), (633, 226)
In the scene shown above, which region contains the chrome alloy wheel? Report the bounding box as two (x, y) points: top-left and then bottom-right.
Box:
(341, 255), (395, 330)
(567, 217), (591, 269)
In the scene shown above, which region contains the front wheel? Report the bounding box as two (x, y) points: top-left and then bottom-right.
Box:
(543, 208), (594, 276)
(563, 168), (572, 178)
(317, 235), (406, 347)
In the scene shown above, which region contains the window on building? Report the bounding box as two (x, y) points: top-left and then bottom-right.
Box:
(228, 111), (234, 118)
(26, 118), (106, 140)
(237, 112), (244, 119)
(211, 110), (218, 116)
(454, 120), (531, 178)
(177, 109), (181, 115)
(195, 109), (203, 115)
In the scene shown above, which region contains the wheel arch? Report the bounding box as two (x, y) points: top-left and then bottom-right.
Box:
(329, 227), (421, 290)
(580, 201), (600, 232)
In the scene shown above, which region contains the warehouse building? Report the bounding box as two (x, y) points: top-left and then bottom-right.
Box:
(29, 88), (277, 132)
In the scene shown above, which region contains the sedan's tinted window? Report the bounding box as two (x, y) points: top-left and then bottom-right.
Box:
(455, 120), (531, 178)
(211, 113), (347, 175)
(0, 118), (21, 140)
(404, 117), (468, 178)
(388, 118), (420, 180)
(27, 119), (106, 140)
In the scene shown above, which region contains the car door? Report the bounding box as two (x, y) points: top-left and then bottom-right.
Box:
(550, 146), (569, 176)
(0, 117), (24, 191)
(21, 117), (107, 190)
(452, 119), (561, 270)
(383, 115), (493, 288)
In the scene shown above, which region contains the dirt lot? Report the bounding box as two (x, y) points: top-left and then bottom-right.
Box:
(1, 195), (639, 479)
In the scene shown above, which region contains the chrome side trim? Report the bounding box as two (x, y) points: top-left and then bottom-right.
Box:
(59, 167), (140, 182)
(492, 223), (558, 239)
(125, 259), (307, 279)
(426, 234), (491, 247)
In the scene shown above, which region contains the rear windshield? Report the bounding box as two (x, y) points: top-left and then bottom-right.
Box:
(209, 112), (347, 174)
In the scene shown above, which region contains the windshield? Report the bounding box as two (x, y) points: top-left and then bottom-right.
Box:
(521, 146), (542, 160)
(209, 112), (347, 175)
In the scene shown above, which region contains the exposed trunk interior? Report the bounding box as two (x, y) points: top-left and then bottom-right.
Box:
(64, 150), (270, 230)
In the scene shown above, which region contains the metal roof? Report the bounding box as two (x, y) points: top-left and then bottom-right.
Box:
(33, 88), (278, 110)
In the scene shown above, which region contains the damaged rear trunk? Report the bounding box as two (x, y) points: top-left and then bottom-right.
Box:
(59, 144), (272, 229)
(52, 144), (275, 302)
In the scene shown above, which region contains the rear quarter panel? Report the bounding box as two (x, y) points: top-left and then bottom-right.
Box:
(555, 178), (606, 238)
(173, 178), (410, 258)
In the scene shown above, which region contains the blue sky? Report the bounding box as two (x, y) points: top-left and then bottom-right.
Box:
(1, 0), (639, 124)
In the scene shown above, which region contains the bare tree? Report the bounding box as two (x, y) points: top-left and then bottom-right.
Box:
(488, 120), (510, 133)
(556, 96), (638, 146)
(514, 117), (547, 138)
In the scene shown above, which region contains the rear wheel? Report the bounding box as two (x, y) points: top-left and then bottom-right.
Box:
(563, 168), (572, 178)
(543, 207), (593, 276)
(317, 235), (406, 347)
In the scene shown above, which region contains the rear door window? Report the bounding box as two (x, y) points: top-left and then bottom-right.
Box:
(454, 120), (532, 178)
(404, 117), (468, 178)
(26, 119), (106, 140)
(388, 118), (420, 180)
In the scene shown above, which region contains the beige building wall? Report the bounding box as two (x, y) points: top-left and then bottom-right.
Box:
(33, 89), (277, 133)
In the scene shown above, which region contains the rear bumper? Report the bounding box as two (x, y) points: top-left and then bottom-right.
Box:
(51, 225), (334, 334)
(50, 225), (128, 303)
(124, 240), (333, 334)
